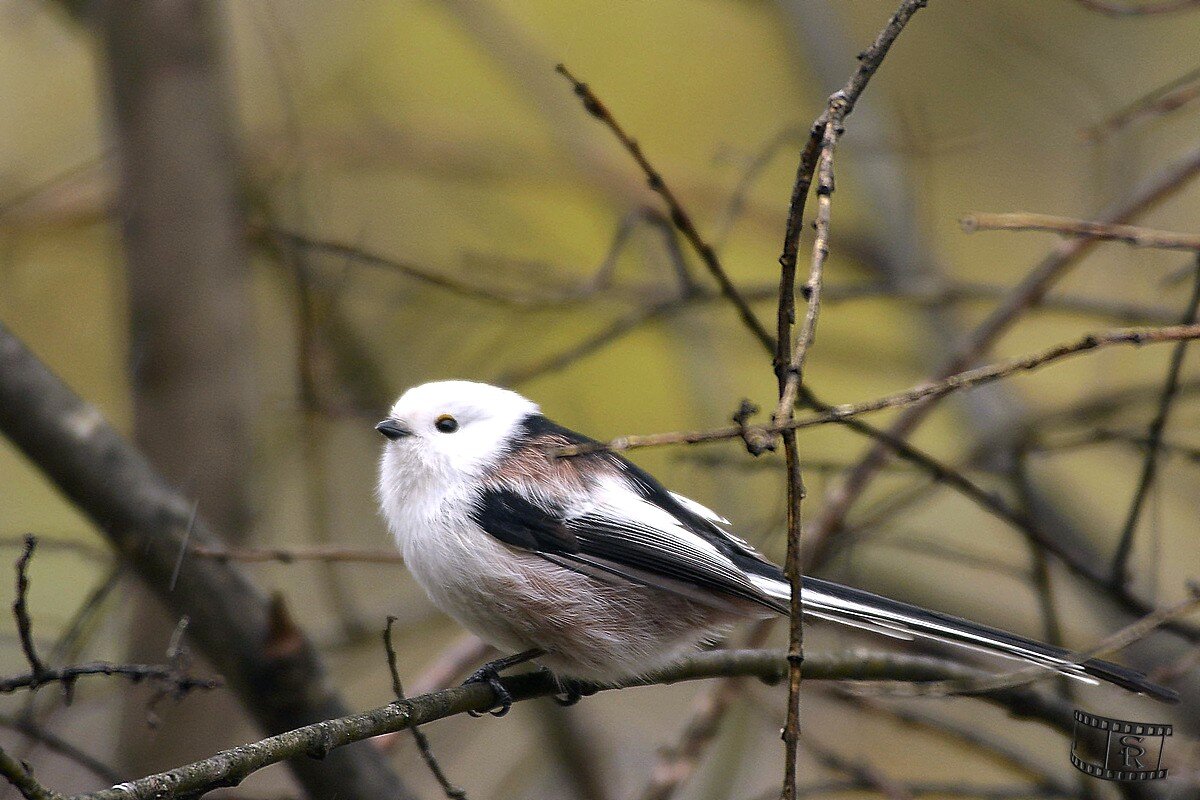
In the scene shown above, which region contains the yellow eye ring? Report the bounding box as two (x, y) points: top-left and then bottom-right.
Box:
(434, 414), (459, 433)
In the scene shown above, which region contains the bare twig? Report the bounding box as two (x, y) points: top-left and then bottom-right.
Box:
(4, 536), (219, 698)
(776, 108), (847, 798)
(1110, 258), (1200, 585)
(805, 140), (1200, 572)
(259, 227), (577, 308)
(961, 213), (1200, 252)
(0, 662), (220, 696)
(770, 5), (929, 797)
(834, 694), (1073, 794)
(635, 624), (772, 800)
(1030, 427), (1200, 464)
(802, 740), (915, 800)
(554, 63), (775, 353)
(374, 634), (494, 754)
(1083, 66), (1200, 143)
(555, 323), (1200, 456)
(14, 536), (46, 677)
(636, 678), (744, 800)
(383, 618), (466, 800)
(0, 713), (121, 785)
(0, 745), (56, 800)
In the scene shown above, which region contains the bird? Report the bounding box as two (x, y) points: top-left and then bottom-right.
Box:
(375, 380), (1178, 714)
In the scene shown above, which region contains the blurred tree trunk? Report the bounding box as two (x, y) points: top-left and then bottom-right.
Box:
(93, 0), (259, 780)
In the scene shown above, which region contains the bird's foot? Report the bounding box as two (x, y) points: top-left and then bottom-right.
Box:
(465, 664), (513, 717)
(462, 648), (545, 718)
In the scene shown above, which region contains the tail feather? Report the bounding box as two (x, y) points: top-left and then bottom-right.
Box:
(750, 570), (1179, 704)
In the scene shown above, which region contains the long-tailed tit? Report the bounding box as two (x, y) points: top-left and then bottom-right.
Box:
(376, 380), (1177, 713)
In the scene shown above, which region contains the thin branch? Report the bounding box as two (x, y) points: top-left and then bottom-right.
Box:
(0, 714), (121, 786)
(834, 694), (1073, 795)
(0, 662), (220, 696)
(1083, 66), (1200, 143)
(801, 740), (914, 800)
(554, 63), (776, 353)
(0, 745), (56, 800)
(636, 678), (744, 800)
(63, 649), (1079, 800)
(770, 5), (929, 797)
(374, 634), (494, 754)
(1110, 258), (1200, 585)
(774, 0), (931, 386)
(383, 618), (466, 800)
(635, 623), (772, 800)
(3, 536), (219, 697)
(806, 141), (1200, 579)
(961, 213), (1200, 251)
(259, 227), (588, 308)
(1030, 427), (1200, 464)
(555, 323), (1200, 456)
(13, 536), (46, 677)
(773, 111), (840, 420)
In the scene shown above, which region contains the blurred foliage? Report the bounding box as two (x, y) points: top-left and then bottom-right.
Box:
(1, 1), (1199, 797)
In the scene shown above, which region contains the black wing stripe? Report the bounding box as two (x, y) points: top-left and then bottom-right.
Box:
(469, 486), (773, 610)
(473, 489), (578, 553)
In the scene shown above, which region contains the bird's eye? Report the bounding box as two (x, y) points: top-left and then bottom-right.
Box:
(434, 414), (459, 433)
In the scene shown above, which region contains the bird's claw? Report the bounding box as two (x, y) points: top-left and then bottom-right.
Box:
(464, 666), (513, 717)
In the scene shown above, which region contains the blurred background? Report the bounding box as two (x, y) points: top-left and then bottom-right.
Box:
(1, 1), (1199, 798)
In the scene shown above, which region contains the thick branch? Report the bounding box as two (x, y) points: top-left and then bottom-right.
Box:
(0, 321), (408, 799)
(65, 649), (1078, 800)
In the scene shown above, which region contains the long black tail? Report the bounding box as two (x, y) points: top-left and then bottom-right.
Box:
(750, 570), (1179, 704)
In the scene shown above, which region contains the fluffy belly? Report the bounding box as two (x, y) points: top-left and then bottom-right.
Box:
(407, 539), (738, 682)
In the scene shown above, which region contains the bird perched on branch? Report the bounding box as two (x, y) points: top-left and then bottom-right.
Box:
(376, 380), (1177, 714)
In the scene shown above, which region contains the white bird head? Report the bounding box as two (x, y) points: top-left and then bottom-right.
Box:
(376, 380), (540, 479)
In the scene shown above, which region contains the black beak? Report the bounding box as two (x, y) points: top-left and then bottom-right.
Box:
(375, 419), (412, 441)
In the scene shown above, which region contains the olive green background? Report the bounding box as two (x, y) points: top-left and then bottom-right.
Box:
(1, 2), (1198, 798)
